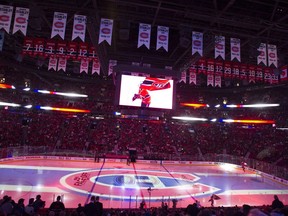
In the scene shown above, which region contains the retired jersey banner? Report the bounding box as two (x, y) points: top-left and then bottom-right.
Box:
(156, 26), (169, 52)
(22, 37), (33, 56)
(56, 41), (67, 57)
(92, 58), (100, 75)
(257, 43), (267, 66)
(256, 66), (263, 82)
(280, 66), (288, 82)
(48, 56), (57, 71)
(230, 38), (241, 62)
(189, 71), (196, 85)
(197, 58), (207, 74)
(224, 62), (232, 78)
(138, 23), (151, 49)
(108, 59), (117, 76)
(80, 59), (89, 74)
(248, 65), (256, 83)
(98, 18), (113, 45)
(0, 30), (4, 51)
(271, 73), (279, 84)
(240, 64), (248, 80)
(207, 74), (214, 86)
(267, 44), (277, 68)
(88, 46), (97, 60)
(263, 67), (272, 84)
(72, 15), (86, 42)
(78, 42), (88, 60)
(215, 75), (221, 87)
(57, 57), (67, 72)
(180, 70), (186, 83)
(215, 36), (225, 60)
(215, 61), (223, 76)
(51, 12), (67, 40)
(192, 31), (203, 56)
(33, 38), (45, 56)
(189, 64), (197, 74)
(13, 7), (29, 35)
(207, 59), (215, 75)
(0, 5), (13, 33)
(232, 62), (240, 78)
(67, 41), (78, 60)
(44, 39), (56, 57)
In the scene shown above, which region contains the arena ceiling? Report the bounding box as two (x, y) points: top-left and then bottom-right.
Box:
(2, 0), (288, 76)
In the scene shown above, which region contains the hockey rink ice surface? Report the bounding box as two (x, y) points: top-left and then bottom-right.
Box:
(0, 157), (288, 209)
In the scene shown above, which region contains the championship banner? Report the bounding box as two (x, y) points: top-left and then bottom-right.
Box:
(207, 74), (214, 87)
(80, 58), (89, 74)
(48, 56), (57, 71)
(72, 15), (86, 42)
(13, 7), (29, 36)
(56, 41), (67, 57)
(180, 70), (186, 83)
(156, 26), (169, 52)
(67, 41), (78, 60)
(138, 23), (151, 49)
(215, 75), (221, 87)
(267, 44), (277, 68)
(192, 31), (203, 56)
(44, 39), (56, 57)
(189, 71), (196, 85)
(0, 30), (4, 51)
(240, 64), (248, 80)
(92, 58), (100, 75)
(88, 46), (97, 60)
(231, 62), (240, 79)
(230, 38), (241, 62)
(215, 35), (225, 60)
(108, 59), (117, 76)
(33, 38), (45, 56)
(197, 58), (207, 74)
(207, 59), (215, 75)
(51, 12), (67, 40)
(280, 65), (288, 82)
(78, 42), (88, 59)
(248, 65), (256, 83)
(257, 43), (267, 66)
(263, 67), (272, 84)
(215, 61), (223, 76)
(256, 66), (263, 82)
(224, 61), (232, 78)
(22, 37), (33, 56)
(98, 18), (113, 45)
(0, 5), (13, 33)
(57, 57), (67, 72)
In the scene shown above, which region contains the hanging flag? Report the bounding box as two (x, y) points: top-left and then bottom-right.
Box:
(215, 75), (221, 87)
(271, 73), (279, 84)
(92, 58), (100, 75)
(12, 7), (29, 35)
(108, 60), (117, 76)
(78, 42), (88, 60)
(180, 70), (186, 83)
(257, 43), (267, 66)
(280, 65), (288, 82)
(224, 61), (232, 78)
(138, 23), (151, 49)
(248, 65), (256, 83)
(230, 38), (241, 62)
(56, 41), (67, 58)
(189, 71), (196, 85)
(215, 35), (225, 60)
(192, 31), (203, 56)
(215, 61), (223, 77)
(22, 37), (33, 56)
(156, 26), (169, 52)
(88, 46), (97, 60)
(48, 56), (57, 71)
(57, 57), (67, 72)
(207, 59), (215, 75)
(0, 30), (4, 51)
(80, 58), (89, 74)
(240, 64), (248, 80)
(72, 14), (86, 42)
(33, 38), (45, 57)
(197, 58), (207, 74)
(98, 18), (113, 45)
(67, 41), (78, 60)
(256, 66), (263, 82)
(44, 39), (56, 58)
(0, 5), (13, 33)
(51, 12), (67, 40)
(264, 67), (272, 84)
(207, 74), (214, 87)
(231, 62), (240, 79)
(267, 44), (277, 68)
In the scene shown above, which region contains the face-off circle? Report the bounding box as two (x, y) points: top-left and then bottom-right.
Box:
(60, 169), (220, 200)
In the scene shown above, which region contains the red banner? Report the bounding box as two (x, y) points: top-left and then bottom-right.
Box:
(33, 38), (45, 57)
(248, 65), (256, 83)
(231, 62), (240, 79)
(189, 64), (197, 74)
(264, 67), (272, 84)
(224, 61), (232, 78)
(56, 41), (67, 58)
(88, 46), (97, 60)
(78, 42), (89, 60)
(22, 37), (33, 56)
(207, 59), (215, 75)
(240, 64), (248, 80)
(215, 61), (223, 76)
(197, 58), (207, 74)
(67, 41), (78, 60)
(256, 66), (263, 82)
(44, 39), (56, 58)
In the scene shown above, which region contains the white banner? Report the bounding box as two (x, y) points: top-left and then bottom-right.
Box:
(80, 58), (89, 74)
(108, 59), (117, 76)
(72, 14), (86, 42)
(156, 26), (169, 52)
(138, 23), (151, 49)
(57, 57), (67, 72)
(215, 36), (225, 59)
(98, 18), (113, 45)
(48, 57), (57, 71)
(0, 5), (13, 33)
(13, 7), (29, 35)
(180, 71), (186, 83)
(267, 44), (277, 68)
(192, 31), (203, 56)
(215, 75), (221, 87)
(189, 71), (196, 85)
(207, 74), (214, 86)
(230, 38), (241, 62)
(257, 43), (267, 66)
(92, 58), (100, 75)
(280, 66), (288, 82)
(51, 12), (67, 40)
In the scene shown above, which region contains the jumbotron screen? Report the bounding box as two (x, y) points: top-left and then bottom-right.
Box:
(118, 74), (174, 109)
